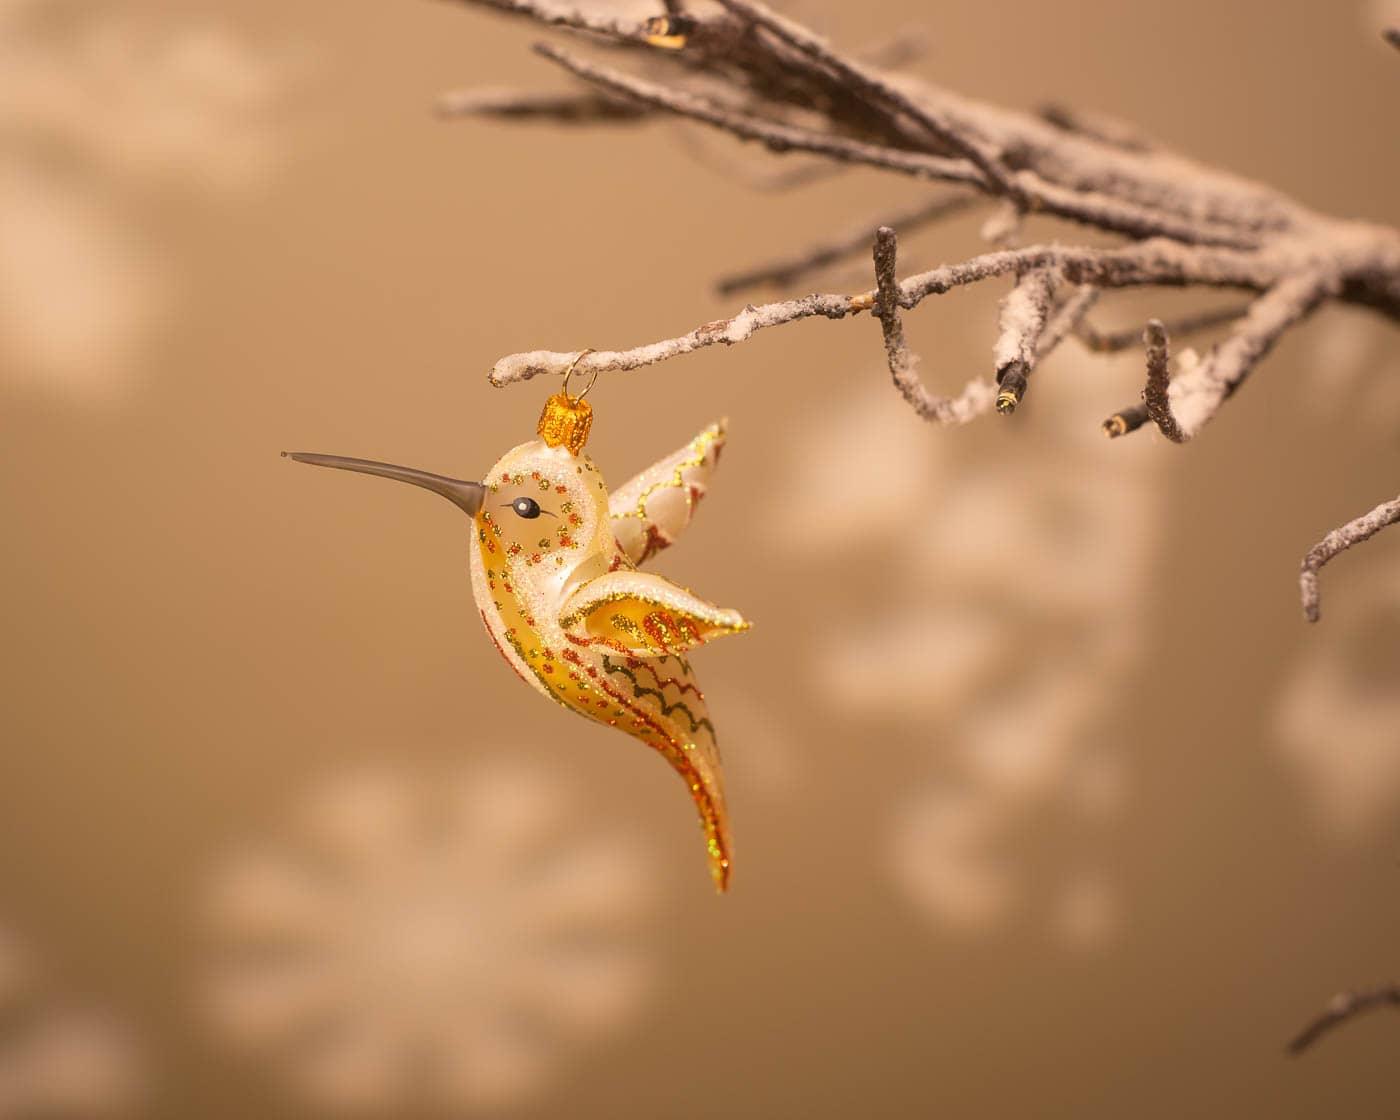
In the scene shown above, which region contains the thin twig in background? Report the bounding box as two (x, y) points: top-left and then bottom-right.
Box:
(1076, 303), (1248, 353)
(531, 42), (984, 185)
(435, 87), (647, 121)
(1035, 285), (1100, 362)
(440, 0), (1400, 612)
(1289, 984), (1400, 1054)
(711, 0), (1025, 203)
(715, 190), (978, 295)
(1037, 102), (1156, 153)
(671, 127), (847, 192)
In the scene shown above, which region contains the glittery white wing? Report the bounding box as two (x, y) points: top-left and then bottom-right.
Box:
(557, 570), (750, 657)
(609, 420), (726, 566)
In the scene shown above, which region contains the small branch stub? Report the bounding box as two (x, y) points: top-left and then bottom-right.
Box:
(643, 14), (690, 49)
(1142, 318), (1186, 442)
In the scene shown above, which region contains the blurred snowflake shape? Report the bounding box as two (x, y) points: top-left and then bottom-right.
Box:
(0, 2), (286, 395)
(0, 924), (144, 1119)
(1301, 304), (1400, 432)
(200, 760), (659, 1113)
(767, 365), (1164, 946)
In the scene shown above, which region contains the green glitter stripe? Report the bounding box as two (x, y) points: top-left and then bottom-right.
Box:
(602, 655), (715, 738)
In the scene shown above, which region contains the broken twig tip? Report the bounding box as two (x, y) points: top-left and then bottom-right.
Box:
(1101, 403), (1149, 438)
(642, 15), (689, 49)
(993, 360), (1030, 415)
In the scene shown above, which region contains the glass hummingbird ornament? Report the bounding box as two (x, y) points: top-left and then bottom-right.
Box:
(284, 378), (750, 892)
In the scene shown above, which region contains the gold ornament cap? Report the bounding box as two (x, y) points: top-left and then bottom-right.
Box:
(538, 392), (593, 455)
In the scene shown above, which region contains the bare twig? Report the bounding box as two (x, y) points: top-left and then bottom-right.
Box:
(436, 86), (646, 121)
(1039, 285), (1100, 353)
(713, 0), (1024, 202)
(1299, 493), (1400, 622)
(872, 227), (912, 390)
(1151, 272), (1334, 440)
(1288, 984), (1400, 1053)
(1038, 102), (1155, 153)
(897, 239), (1273, 302)
(1027, 176), (1260, 250)
(489, 291), (858, 384)
(671, 128), (846, 192)
(1097, 306), (1250, 436)
(872, 225), (995, 424)
(1142, 318), (1185, 442)
(1076, 303), (1248, 352)
(715, 190), (978, 294)
(532, 42), (983, 184)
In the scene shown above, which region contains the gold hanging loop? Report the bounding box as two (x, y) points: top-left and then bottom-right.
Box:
(561, 349), (598, 401)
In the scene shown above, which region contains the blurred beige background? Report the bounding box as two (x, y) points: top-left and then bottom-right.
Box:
(1, 0), (1399, 1116)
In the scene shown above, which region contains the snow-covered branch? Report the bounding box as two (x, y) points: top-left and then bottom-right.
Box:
(441, 0), (1400, 611)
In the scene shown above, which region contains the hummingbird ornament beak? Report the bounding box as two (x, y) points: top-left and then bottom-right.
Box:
(282, 452), (485, 517)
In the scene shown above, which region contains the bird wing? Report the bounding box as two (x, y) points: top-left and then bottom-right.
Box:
(557, 569), (749, 657)
(608, 420), (726, 567)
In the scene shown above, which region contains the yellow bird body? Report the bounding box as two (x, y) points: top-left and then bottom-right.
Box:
(289, 418), (747, 892)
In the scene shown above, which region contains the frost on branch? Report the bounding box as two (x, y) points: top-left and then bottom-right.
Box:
(438, 0), (1400, 614)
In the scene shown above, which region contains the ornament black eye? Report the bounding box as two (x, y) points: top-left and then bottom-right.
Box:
(510, 496), (542, 519)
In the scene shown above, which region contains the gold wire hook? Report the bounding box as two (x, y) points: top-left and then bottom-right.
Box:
(561, 349), (598, 401)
